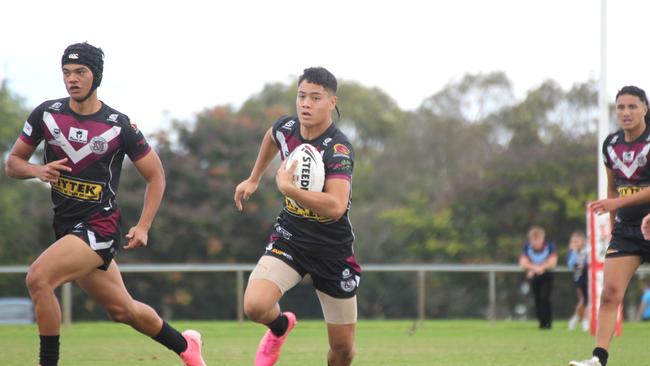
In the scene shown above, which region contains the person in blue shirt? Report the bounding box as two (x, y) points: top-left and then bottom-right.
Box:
(567, 231), (590, 331)
(519, 226), (558, 329)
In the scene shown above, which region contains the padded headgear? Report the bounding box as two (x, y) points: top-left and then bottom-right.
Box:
(61, 42), (104, 91)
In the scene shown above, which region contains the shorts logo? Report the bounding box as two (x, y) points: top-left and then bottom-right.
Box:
(51, 176), (103, 202)
(606, 248), (619, 255)
(89, 136), (108, 154)
(23, 121), (33, 136)
(265, 243), (294, 261)
(340, 277), (358, 293)
(274, 223), (293, 240)
(68, 127), (88, 143)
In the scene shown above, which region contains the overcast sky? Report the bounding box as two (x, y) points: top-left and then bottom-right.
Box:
(0, 0), (644, 134)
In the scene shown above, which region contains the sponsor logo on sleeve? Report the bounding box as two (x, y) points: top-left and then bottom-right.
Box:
(281, 119), (296, 130)
(107, 114), (119, 122)
(23, 121), (33, 136)
(333, 143), (351, 157)
(48, 102), (62, 111)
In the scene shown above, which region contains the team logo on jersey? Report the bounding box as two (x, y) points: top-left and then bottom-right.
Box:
(333, 143), (351, 157)
(107, 114), (119, 122)
(623, 151), (635, 163)
(89, 136), (108, 154)
(51, 176), (103, 202)
(53, 128), (61, 138)
(282, 119), (296, 130)
(49, 102), (63, 111)
(23, 121), (33, 136)
(68, 127), (89, 143)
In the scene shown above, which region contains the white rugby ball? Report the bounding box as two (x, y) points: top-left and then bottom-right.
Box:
(285, 143), (325, 192)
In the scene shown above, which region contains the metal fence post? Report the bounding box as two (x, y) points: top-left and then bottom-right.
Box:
(62, 282), (72, 325)
(236, 270), (244, 323)
(488, 270), (496, 321)
(417, 270), (425, 321)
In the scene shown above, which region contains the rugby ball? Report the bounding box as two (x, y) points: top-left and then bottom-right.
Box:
(285, 143), (325, 192)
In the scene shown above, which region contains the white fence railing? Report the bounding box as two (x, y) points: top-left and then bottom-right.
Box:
(2, 263), (649, 324)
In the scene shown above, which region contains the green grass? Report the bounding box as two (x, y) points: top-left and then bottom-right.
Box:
(1, 320), (648, 365)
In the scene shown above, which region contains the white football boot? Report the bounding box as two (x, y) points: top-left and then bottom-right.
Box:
(569, 356), (602, 366)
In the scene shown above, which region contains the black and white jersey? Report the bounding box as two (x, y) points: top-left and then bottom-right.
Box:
(20, 98), (151, 221)
(271, 115), (355, 258)
(602, 125), (650, 225)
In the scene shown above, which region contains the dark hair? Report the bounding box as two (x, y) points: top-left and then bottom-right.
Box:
(298, 67), (340, 119)
(616, 85), (650, 124)
(298, 67), (337, 94)
(61, 42), (104, 92)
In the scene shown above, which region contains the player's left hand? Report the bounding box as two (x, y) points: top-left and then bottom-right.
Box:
(276, 159), (298, 195)
(590, 198), (620, 215)
(124, 225), (149, 250)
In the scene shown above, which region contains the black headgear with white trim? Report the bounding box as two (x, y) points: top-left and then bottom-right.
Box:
(61, 42), (104, 97)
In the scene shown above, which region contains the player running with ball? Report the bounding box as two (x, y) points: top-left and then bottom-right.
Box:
(234, 67), (361, 366)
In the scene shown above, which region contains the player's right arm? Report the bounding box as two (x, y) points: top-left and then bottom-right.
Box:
(5, 139), (71, 182)
(234, 127), (279, 211)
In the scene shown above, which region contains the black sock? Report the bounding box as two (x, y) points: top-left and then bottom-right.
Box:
(593, 347), (609, 366)
(39, 335), (60, 366)
(266, 313), (288, 337)
(152, 321), (188, 355)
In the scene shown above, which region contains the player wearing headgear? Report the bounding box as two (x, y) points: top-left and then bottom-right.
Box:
(234, 67), (360, 366)
(5, 42), (206, 366)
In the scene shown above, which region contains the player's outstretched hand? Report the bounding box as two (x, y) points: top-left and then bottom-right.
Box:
(36, 157), (72, 183)
(642, 214), (650, 240)
(124, 225), (148, 250)
(234, 178), (259, 211)
(589, 198), (620, 215)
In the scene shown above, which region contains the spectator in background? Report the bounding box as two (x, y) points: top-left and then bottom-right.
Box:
(636, 280), (650, 321)
(567, 231), (590, 331)
(519, 226), (558, 329)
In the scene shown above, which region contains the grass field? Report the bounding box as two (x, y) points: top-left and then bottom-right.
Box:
(2, 320), (648, 365)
